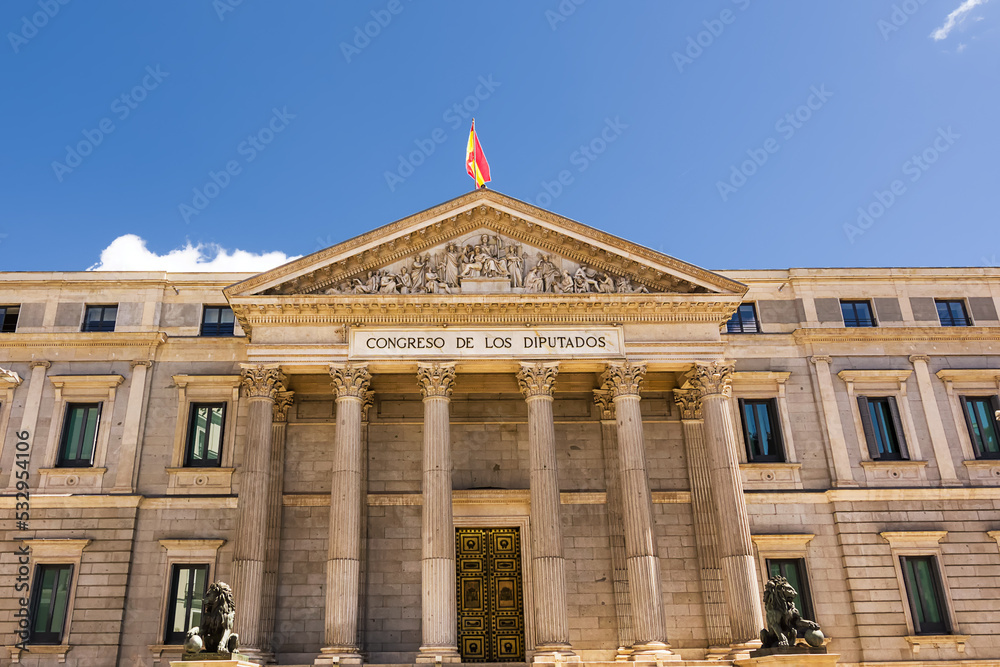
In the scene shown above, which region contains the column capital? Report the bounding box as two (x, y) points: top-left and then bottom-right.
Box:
(330, 363), (371, 399)
(272, 390), (295, 422)
(29, 360), (51, 370)
(241, 364), (286, 400)
(688, 361), (735, 398)
(129, 359), (153, 370)
(601, 361), (647, 398)
(517, 362), (559, 399)
(417, 363), (455, 399)
(672, 388), (703, 420)
(909, 354), (931, 364)
(809, 355), (832, 365)
(592, 389), (615, 420)
(361, 391), (375, 422)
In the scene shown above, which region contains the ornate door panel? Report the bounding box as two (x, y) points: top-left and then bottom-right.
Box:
(456, 527), (525, 662)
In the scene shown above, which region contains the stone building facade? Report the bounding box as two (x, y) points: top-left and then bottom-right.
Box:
(1, 189), (999, 667)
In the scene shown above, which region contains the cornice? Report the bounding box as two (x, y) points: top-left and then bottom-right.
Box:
(837, 369), (913, 384)
(936, 369), (1000, 383)
(0, 332), (167, 349)
(793, 326), (1000, 344)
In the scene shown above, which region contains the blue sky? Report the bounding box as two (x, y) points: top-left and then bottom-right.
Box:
(1, 1), (997, 272)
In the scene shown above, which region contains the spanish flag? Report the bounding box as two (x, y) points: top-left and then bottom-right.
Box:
(466, 119), (491, 188)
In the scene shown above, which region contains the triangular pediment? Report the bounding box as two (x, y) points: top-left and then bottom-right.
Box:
(225, 189), (745, 299)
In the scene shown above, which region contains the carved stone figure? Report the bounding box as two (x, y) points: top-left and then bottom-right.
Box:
(553, 270), (574, 294)
(445, 243), (461, 286)
(523, 265), (544, 293)
(461, 246), (484, 278)
(759, 575), (825, 650)
(598, 273), (615, 293)
(410, 256), (427, 292)
(183, 581), (240, 658)
(506, 246), (524, 287)
(574, 266), (600, 293)
(379, 271), (398, 294)
(536, 255), (559, 292)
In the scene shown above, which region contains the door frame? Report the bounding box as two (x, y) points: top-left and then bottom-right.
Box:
(454, 510), (535, 661)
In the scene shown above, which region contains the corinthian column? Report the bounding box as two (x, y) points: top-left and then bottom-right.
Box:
(317, 364), (371, 665)
(233, 363), (285, 659)
(416, 363), (460, 663)
(687, 362), (763, 650)
(601, 362), (674, 661)
(517, 363), (577, 661)
(260, 389), (293, 660)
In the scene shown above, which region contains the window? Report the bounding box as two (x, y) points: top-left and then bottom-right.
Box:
(185, 403), (226, 467)
(960, 395), (1000, 460)
(726, 303), (760, 333)
(936, 300), (970, 327)
(766, 558), (814, 621)
(739, 398), (785, 462)
(900, 555), (951, 635)
(164, 564), (209, 644)
(81, 305), (117, 332)
(57, 403), (102, 468)
(200, 306), (235, 336)
(0, 305), (19, 332)
(858, 396), (909, 461)
(29, 564), (74, 644)
(841, 300), (877, 327)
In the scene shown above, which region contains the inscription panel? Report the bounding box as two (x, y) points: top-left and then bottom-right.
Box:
(350, 327), (624, 359)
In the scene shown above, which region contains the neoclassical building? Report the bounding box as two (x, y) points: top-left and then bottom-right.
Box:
(1, 189), (999, 667)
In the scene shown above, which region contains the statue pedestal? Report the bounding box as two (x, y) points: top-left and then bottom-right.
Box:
(171, 656), (259, 667)
(735, 649), (839, 666)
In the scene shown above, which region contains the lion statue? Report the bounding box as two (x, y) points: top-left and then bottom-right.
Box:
(183, 581), (240, 656)
(760, 575), (825, 649)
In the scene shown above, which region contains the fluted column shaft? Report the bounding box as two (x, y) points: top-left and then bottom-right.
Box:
(602, 363), (670, 656)
(518, 363), (575, 657)
(260, 391), (294, 658)
(689, 362), (763, 646)
(233, 364), (285, 654)
(318, 365), (371, 664)
(417, 364), (460, 662)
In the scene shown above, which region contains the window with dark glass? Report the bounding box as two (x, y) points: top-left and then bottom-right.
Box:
(738, 398), (785, 463)
(200, 306), (235, 336)
(766, 558), (814, 621)
(81, 304), (117, 332)
(857, 396), (908, 461)
(0, 305), (19, 332)
(164, 564), (209, 644)
(960, 395), (1000, 460)
(900, 555), (950, 634)
(57, 403), (101, 468)
(841, 300), (877, 327)
(185, 403), (226, 467)
(936, 300), (970, 326)
(29, 564), (74, 644)
(726, 303), (760, 333)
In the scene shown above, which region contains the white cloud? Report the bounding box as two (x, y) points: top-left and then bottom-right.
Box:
(931, 0), (989, 40)
(88, 234), (301, 272)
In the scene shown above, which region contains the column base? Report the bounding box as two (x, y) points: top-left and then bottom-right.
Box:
(314, 647), (365, 665)
(171, 657), (257, 667)
(624, 642), (680, 662)
(238, 647), (273, 664)
(735, 651), (840, 666)
(532, 644), (581, 664)
(415, 646), (461, 663)
(704, 646), (732, 661)
(726, 640), (763, 661)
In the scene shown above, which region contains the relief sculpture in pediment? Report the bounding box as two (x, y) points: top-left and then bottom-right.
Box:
(321, 232), (650, 296)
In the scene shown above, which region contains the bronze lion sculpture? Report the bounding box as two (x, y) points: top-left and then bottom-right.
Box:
(184, 581), (240, 656)
(760, 575), (824, 649)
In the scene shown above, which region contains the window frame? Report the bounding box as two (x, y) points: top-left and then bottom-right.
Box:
(81, 304), (118, 332)
(899, 555), (951, 635)
(881, 531), (961, 645)
(199, 306), (236, 337)
(156, 539), (225, 652)
(20, 539), (90, 652)
(738, 397), (786, 463)
(184, 402), (227, 468)
(840, 299), (878, 328)
(959, 395), (1000, 460)
(56, 402), (103, 468)
(163, 563), (210, 645)
(725, 302), (760, 334)
(167, 376), (242, 495)
(858, 395), (909, 461)
(0, 304), (20, 333)
(935, 299), (971, 327)
(28, 564), (75, 645)
(765, 557), (815, 622)
(751, 533), (818, 625)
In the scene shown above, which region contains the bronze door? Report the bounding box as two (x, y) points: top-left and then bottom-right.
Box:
(456, 527), (525, 662)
